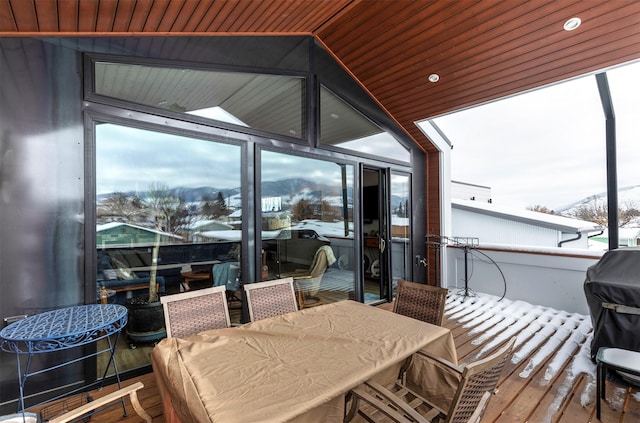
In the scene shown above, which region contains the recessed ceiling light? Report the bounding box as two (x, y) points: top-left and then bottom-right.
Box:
(563, 17), (581, 31)
(330, 113), (340, 119)
(428, 74), (440, 83)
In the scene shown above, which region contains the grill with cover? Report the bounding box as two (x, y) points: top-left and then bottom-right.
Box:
(584, 247), (640, 361)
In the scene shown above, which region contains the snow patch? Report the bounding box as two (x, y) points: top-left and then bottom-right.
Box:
(445, 291), (601, 421)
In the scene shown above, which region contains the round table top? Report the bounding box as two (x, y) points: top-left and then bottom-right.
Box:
(0, 304), (127, 353)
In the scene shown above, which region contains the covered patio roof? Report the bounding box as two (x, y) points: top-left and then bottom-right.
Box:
(1, 0), (640, 153)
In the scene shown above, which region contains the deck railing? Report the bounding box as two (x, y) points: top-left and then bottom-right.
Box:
(444, 243), (604, 314)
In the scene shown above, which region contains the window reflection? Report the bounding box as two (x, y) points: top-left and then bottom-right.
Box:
(390, 173), (411, 297)
(260, 151), (355, 306)
(94, 61), (305, 139)
(320, 86), (410, 162)
(96, 123), (241, 373)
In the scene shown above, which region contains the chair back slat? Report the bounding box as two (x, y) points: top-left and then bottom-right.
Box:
(344, 336), (514, 423)
(393, 279), (448, 326)
(446, 337), (516, 423)
(244, 277), (298, 321)
(160, 285), (231, 338)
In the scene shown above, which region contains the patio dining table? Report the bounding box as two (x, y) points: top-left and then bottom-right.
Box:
(151, 300), (458, 422)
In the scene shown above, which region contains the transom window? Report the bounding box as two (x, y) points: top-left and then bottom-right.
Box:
(94, 61), (305, 139)
(320, 86), (410, 162)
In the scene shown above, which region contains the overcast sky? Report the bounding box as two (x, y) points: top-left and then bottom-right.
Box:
(96, 124), (242, 196)
(96, 124), (356, 197)
(432, 60), (640, 211)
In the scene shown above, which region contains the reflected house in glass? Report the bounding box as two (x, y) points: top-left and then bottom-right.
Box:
(97, 223), (182, 248)
(184, 220), (235, 242)
(262, 212), (291, 231)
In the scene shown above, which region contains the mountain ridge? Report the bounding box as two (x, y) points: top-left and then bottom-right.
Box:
(555, 185), (640, 214)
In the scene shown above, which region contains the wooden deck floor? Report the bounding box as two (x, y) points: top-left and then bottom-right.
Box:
(443, 292), (640, 423)
(38, 293), (640, 422)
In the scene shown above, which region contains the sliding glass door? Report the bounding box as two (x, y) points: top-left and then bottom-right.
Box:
(260, 151), (355, 306)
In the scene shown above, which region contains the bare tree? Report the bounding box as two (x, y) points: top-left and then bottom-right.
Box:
(563, 196), (608, 226)
(98, 192), (145, 223)
(146, 183), (182, 233)
(619, 199), (640, 227)
(527, 205), (555, 214)
(559, 196), (640, 227)
(291, 199), (314, 222)
(320, 199), (341, 221)
(201, 193), (215, 217)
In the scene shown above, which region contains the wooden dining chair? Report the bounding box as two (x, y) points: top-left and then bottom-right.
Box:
(393, 279), (449, 326)
(244, 277), (298, 322)
(346, 389), (492, 423)
(48, 382), (152, 423)
(160, 285), (231, 338)
(345, 337), (516, 423)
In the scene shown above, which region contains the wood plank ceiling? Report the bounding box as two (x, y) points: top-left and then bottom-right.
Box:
(1, 0), (640, 153)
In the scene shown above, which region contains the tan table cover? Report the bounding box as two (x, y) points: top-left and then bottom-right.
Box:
(152, 300), (457, 422)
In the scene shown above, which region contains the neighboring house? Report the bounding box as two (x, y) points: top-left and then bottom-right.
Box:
(451, 198), (605, 249)
(391, 216), (409, 238)
(262, 212), (292, 231)
(590, 228), (640, 248)
(97, 222), (182, 247)
(184, 220), (235, 241)
(451, 181), (493, 203)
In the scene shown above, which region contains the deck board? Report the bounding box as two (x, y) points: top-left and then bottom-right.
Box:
(447, 293), (639, 423)
(33, 293), (640, 422)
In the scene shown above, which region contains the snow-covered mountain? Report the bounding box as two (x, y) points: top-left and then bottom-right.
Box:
(98, 177), (409, 212)
(556, 185), (640, 213)
(554, 185), (640, 227)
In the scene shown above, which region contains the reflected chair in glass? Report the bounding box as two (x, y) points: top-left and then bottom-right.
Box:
(393, 279), (449, 326)
(244, 277), (298, 322)
(345, 337), (516, 423)
(160, 285), (231, 338)
(285, 245), (336, 308)
(213, 261), (242, 305)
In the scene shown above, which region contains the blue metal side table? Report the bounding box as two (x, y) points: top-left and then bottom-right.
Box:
(0, 304), (128, 417)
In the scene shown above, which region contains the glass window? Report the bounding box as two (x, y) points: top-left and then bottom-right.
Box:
(96, 123), (241, 373)
(94, 61), (305, 139)
(260, 151), (355, 306)
(320, 86), (410, 162)
(390, 173), (412, 297)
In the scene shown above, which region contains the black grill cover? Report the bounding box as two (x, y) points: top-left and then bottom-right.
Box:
(584, 248), (640, 361)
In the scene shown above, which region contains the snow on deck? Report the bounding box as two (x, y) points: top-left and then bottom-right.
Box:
(444, 291), (610, 422)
